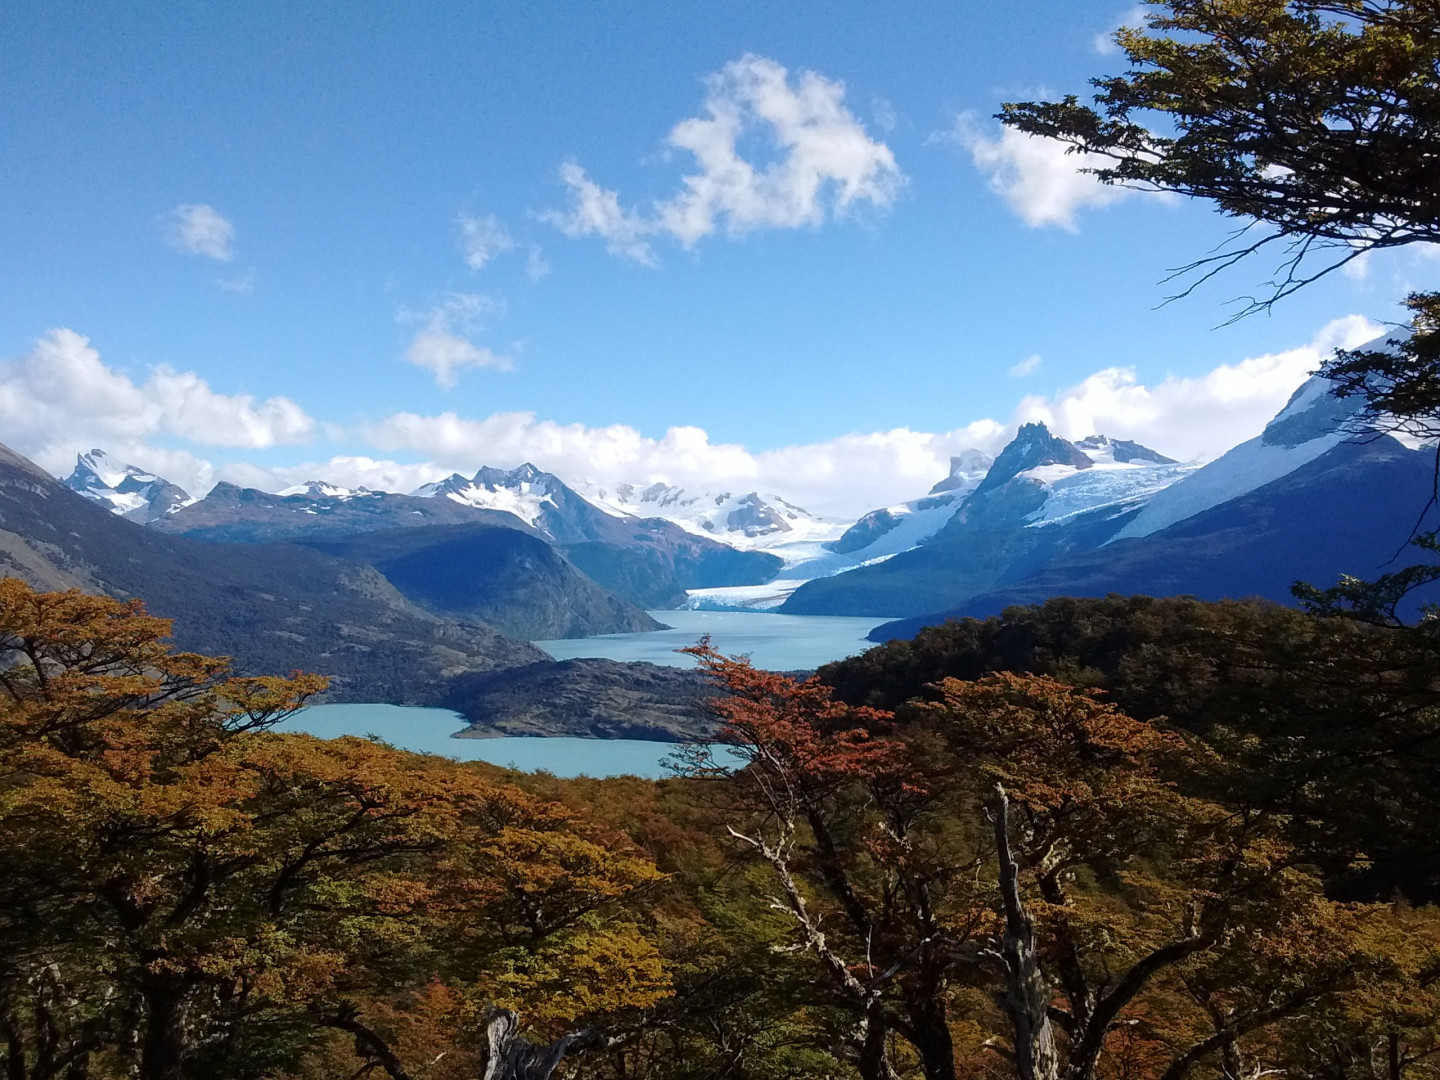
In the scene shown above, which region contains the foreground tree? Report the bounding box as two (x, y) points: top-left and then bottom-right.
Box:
(0, 580), (670, 1080)
(920, 673), (1375, 1080)
(679, 642), (972, 1080)
(685, 644), (1386, 1080)
(1002, 0), (1440, 311)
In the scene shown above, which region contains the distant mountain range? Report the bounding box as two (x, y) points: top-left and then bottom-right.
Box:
(577, 480), (842, 547)
(864, 349), (1440, 639)
(112, 462), (785, 612)
(49, 324), (1436, 658)
(779, 422), (1199, 616)
(0, 441), (731, 729)
(874, 434), (1439, 638)
(0, 442), (545, 702)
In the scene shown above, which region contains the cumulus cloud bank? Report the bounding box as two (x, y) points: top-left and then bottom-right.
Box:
(1013, 315), (1384, 460)
(164, 204), (236, 260)
(399, 293), (513, 388)
(363, 411), (1005, 518)
(0, 329), (313, 490)
(543, 54), (904, 263)
(942, 114), (1162, 230)
(309, 315), (1392, 516)
(6, 319), (1386, 520)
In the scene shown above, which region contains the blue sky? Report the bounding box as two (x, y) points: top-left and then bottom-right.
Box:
(1, 1), (1433, 516)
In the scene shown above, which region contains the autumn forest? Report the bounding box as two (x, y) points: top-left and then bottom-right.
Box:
(5, 579), (1440, 1080)
(7, 1), (1440, 1078)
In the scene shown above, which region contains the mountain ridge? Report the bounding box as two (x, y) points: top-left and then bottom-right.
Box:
(0, 441), (549, 702)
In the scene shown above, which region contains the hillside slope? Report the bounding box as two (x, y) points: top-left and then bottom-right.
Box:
(0, 442), (545, 702)
(300, 525), (665, 639)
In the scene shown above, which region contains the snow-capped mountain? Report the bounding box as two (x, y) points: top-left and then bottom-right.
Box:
(577, 480), (843, 548)
(779, 424), (1196, 617)
(932, 425), (1193, 532)
(830, 451), (994, 557)
(277, 480), (376, 500)
(683, 429), (1194, 614)
(63, 450), (193, 523)
(873, 358), (1432, 638)
(413, 464), (571, 532)
(157, 479), (530, 543)
(134, 458), (782, 610)
(828, 428), (1190, 564)
(408, 463), (788, 605)
(996, 429), (1198, 535)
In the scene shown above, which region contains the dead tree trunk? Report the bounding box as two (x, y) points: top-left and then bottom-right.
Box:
(482, 1009), (606, 1080)
(990, 784), (1059, 1080)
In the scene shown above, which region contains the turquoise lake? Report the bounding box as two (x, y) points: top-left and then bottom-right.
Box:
(273, 703), (711, 778)
(534, 609), (894, 671)
(274, 612), (894, 778)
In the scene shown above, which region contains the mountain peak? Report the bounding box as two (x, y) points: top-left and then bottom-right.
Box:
(1260, 375), (1366, 448)
(973, 423), (1094, 497)
(411, 464), (567, 529)
(1073, 434), (1177, 465)
(473, 462), (552, 489)
(64, 449), (192, 523)
(277, 480), (372, 500)
(410, 473), (471, 498)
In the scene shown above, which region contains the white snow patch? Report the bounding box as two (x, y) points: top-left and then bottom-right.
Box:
(442, 483), (553, 528)
(1026, 460), (1201, 528)
(89, 488), (150, 515)
(578, 480), (845, 549)
(1109, 433), (1343, 541)
(278, 480), (367, 499)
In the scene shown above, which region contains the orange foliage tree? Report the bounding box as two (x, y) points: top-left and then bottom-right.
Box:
(0, 581), (671, 1080)
(684, 644), (1393, 1080)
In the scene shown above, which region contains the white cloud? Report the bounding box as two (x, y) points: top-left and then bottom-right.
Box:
(353, 317), (1385, 514)
(15, 319), (1392, 523)
(164, 204), (236, 260)
(1093, 5), (1147, 55)
(1009, 353), (1042, 377)
(1010, 315), (1384, 461)
(542, 54), (904, 262)
(212, 455), (444, 498)
(0, 329), (314, 487)
(361, 409), (1006, 519)
(398, 293), (513, 388)
(526, 245), (551, 281)
(457, 212), (514, 270)
(543, 162), (659, 264)
(942, 113), (1164, 230)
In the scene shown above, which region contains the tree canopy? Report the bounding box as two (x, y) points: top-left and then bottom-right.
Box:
(0, 581), (671, 1080)
(1001, 0), (1440, 312)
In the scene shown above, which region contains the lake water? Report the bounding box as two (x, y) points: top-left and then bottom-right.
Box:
(272, 703), (716, 778)
(534, 608), (893, 671)
(273, 612), (891, 778)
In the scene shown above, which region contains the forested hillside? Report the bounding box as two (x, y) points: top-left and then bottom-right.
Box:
(6, 581), (1440, 1080)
